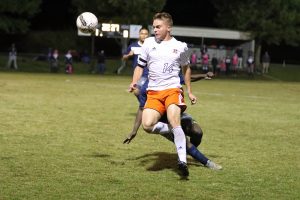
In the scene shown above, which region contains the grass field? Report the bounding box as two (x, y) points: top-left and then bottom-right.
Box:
(0, 72), (299, 200)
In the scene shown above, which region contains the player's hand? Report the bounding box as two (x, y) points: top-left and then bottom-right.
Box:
(128, 51), (134, 57)
(128, 83), (137, 93)
(189, 93), (197, 105)
(123, 133), (137, 144)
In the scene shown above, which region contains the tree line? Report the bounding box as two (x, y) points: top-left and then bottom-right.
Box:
(1, 0), (299, 62)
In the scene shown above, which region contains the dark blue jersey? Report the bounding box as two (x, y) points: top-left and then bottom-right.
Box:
(124, 41), (142, 70)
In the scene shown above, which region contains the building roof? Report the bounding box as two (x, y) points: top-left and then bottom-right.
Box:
(171, 26), (252, 40)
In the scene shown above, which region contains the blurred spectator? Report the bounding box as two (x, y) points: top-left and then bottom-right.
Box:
(50, 49), (59, 73)
(211, 55), (218, 75)
(225, 55), (231, 75)
(247, 51), (255, 76)
(7, 43), (18, 70)
(232, 53), (239, 75)
(65, 50), (73, 74)
(262, 51), (270, 74)
(219, 57), (226, 75)
(200, 44), (207, 55)
(202, 52), (209, 73)
(81, 50), (90, 64)
(190, 50), (198, 70)
(97, 50), (106, 74)
(236, 46), (243, 69)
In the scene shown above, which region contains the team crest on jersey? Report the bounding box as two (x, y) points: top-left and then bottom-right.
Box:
(173, 49), (178, 54)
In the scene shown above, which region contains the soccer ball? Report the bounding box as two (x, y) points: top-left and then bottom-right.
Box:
(76, 12), (98, 33)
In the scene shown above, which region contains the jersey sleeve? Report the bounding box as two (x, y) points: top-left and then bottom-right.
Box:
(137, 39), (149, 68)
(179, 43), (190, 66)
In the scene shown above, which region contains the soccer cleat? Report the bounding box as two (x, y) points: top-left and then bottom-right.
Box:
(206, 160), (222, 170)
(178, 161), (189, 177)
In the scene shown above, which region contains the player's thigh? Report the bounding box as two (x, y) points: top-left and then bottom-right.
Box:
(165, 88), (186, 112)
(142, 108), (161, 131)
(166, 104), (182, 128)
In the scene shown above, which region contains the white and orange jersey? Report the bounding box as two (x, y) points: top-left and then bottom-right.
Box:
(137, 37), (190, 91)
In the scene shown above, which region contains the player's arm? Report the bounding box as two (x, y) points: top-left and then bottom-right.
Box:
(122, 50), (134, 61)
(182, 65), (197, 104)
(191, 72), (214, 82)
(129, 66), (143, 92)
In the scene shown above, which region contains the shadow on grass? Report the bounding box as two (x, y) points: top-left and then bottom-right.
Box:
(133, 151), (204, 179)
(89, 152), (111, 158)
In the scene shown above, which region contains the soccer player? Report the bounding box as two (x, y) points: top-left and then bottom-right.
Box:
(117, 27), (149, 74)
(126, 71), (213, 146)
(129, 12), (197, 177)
(121, 27), (150, 139)
(125, 70), (221, 171)
(124, 112), (222, 171)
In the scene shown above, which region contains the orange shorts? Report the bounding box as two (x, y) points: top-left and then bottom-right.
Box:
(144, 88), (187, 115)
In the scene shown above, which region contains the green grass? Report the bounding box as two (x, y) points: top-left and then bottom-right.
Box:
(0, 72), (299, 200)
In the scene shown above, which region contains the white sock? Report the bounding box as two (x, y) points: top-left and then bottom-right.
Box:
(172, 126), (187, 163)
(152, 122), (170, 134)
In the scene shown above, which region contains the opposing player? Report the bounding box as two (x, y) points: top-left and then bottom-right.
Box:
(117, 27), (149, 74)
(129, 12), (197, 177)
(120, 27), (149, 139)
(124, 112), (222, 171)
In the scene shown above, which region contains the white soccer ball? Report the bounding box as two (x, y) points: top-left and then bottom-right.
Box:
(76, 12), (98, 33)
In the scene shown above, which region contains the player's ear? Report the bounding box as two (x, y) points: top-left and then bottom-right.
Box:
(167, 26), (171, 32)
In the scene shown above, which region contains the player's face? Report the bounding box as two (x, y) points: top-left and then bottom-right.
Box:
(139, 29), (149, 43)
(153, 19), (171, 41)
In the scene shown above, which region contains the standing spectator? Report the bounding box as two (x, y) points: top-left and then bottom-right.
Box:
(7, 43), (18, 70)
(49, 49), (59, 73)
(97, 50), (106, 74)
(190, 50), (198, 70)
(219, 57), (226, 75)
(225, 55), (231, 75)
(247, 51), (255, 76)
(236, 46), (243, 70)
(232, 53), (239, 75)
(211, 55), (218, 76)
(202, 52), (209, 73)
(200, 44), (207, 55)
(64, 50), (73, 74)
(262, 51), (270, 74)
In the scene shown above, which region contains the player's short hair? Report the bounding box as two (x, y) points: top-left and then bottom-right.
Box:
(139, 27), (149, 33)
(153, 12), (173, 27)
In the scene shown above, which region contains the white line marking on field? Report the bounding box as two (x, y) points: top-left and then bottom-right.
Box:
(198, 92), (272, 99)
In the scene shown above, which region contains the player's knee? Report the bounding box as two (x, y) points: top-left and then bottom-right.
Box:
(190, 123), (203, 147)
(142, 122), (153, 133)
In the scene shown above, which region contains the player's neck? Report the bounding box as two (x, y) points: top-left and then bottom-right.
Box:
(162, 34), (172, 41)
(138, 40), (144, 46)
